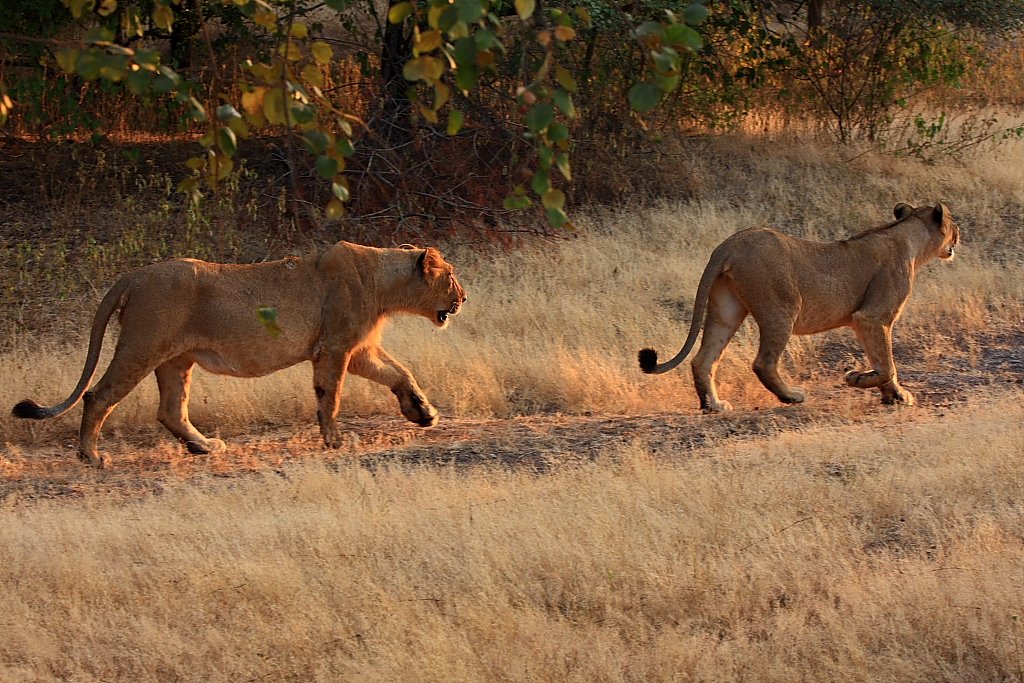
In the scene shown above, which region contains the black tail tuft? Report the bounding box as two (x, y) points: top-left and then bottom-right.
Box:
(12, 399), (46, 419)
(638, 348), (659, 374)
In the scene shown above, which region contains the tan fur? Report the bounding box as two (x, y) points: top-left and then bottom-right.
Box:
(639, 203), (960, 412)
(12, 242), (467, 468)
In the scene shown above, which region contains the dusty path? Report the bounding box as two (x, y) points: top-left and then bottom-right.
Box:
(2, 331), (1021, 504)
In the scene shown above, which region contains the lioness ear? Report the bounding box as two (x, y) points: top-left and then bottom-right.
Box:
(417, 247), (445, 283)
(932, 203), (946, 223)
(893, 203), (914, 220)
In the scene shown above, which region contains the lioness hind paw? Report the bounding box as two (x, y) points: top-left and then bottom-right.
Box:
(186, 438), (226, 455)
(881, 390), (915, 407)
(78, 451), (110, 469)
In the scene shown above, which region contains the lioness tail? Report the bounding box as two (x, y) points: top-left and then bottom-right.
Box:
(10, 275), (131, 421)
(638, 245), (730, 375)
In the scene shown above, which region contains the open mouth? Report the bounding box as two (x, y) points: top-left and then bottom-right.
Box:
(436, 302), (460, 325)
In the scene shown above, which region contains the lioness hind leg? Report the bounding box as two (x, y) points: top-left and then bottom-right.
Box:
(691, 284), (748, 413)
(312, 350), (350, 449)
(79, 352), (158, 468)
(155, 356), (226, 455)
(750, 314), (806, 405)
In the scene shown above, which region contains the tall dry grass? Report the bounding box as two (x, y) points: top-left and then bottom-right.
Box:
(3, 129), (1023, 449)
(1, 396), (1022, 681)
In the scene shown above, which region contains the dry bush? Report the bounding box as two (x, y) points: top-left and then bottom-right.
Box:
(1, 397), (1022, 681)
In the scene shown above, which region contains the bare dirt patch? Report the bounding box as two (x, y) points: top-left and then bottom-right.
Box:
(3, 332), (1021, 505)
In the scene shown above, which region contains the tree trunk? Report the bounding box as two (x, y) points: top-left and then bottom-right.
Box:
(807, 0), (825, 32)
(378, 1), (413, 144)
(170, 0), (201, 68)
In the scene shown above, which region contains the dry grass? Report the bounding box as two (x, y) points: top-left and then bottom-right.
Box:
(1, 397), (1022, 682)
(3, 129), (1023, 446)
(2, 121), (1023, 681)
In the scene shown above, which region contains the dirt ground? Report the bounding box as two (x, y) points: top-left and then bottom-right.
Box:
(2, 329), (1021, 506)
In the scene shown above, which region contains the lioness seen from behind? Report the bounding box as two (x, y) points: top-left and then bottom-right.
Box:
(12, 242), (467, 468)
(639, 203), (960, 411)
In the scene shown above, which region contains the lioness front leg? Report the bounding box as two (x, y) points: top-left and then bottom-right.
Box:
(847, 314), (914, 405)
(312, 350), (350, 448)
(349, 347), (438, 427)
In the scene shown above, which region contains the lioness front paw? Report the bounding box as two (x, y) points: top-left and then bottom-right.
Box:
(779, 386), (807, 404)
(396, 389), (439, 427)
(320, 422), (346, 449)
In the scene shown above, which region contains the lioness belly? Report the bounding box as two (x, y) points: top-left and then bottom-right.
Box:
(191, 347), (309, 378)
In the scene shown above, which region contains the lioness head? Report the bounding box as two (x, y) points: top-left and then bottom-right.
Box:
(894, 202), (960, 261)
(415, 247), (467, 327)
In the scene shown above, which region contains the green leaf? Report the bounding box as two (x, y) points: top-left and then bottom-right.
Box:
(122, 5), (144, 38)
(542, 188), (565, 210)
(336, 138), (356, 157)
(55, 49), (79, 75)
(135, 49), (160, 70)
(514, 0), (535, 20)
(75, 51), (101, 80)
(455, 64), (479, 92)
(474, 29), (499, 50)
(97, 0), (117, 18)
(152, 3), (174, 31)
(545, 207), (569, 228)
(66, 0), (94, 20)
(663, 23), (702, 51)
(84, 27), (116, 45)
(538, 145), (552, 170)
(303, 130), (330, 154)
(453, 37), (478, 67)
(98, 54), (129, 82)
(388, 1), (413, 24)
(503, 190), (532, 210)
(628, 81), (663, 113)
(634, 21), (664, 41)
(457, 0), (485, 24)
(447, 109), (464, 135)
(531, 169), (550, 196)
(555, 153), (572, 181)
(682, 3), (709, 25)
(316, 155), (339, 179)
(257, 306), (283, 337)
(524, 103), (553, 132)
(551, 89), (575, 118)
(331, 180), (350, 202)
(415, 29), (442, 55)
(217, 126), (237, 156)
(555, 66), (577, 93)
(325, 198), (345, 220)
(325, 0), (350, 9)
(403, 56), (444, 81)
(216, 104), (242, 121)
(652, 47), (680, 74)
(263, 87), (286, 124)
(311, 41), (333, 64)
(125, 68), (151, 94)
(548, 122), (569, 142)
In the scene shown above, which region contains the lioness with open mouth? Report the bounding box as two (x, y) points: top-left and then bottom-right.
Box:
(13, 242), (467, 468)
